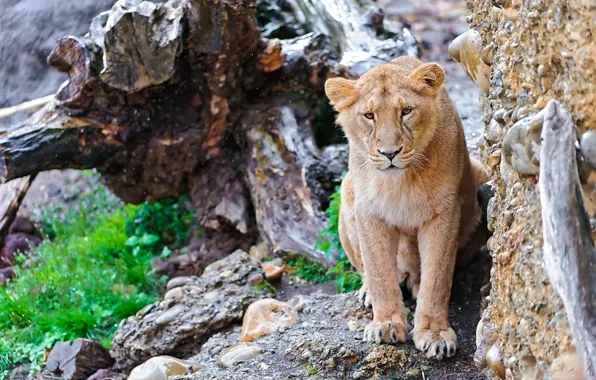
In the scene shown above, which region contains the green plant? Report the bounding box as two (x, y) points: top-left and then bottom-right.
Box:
(287, 256), (331, 283)
(126, 195), (196, 248)
(306, 363), (319, 376)
(253, 280), (276, 293)
(315, 175), (362, 293)
(0, 186), (195, 375)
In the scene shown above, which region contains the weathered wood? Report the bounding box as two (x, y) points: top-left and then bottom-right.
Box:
(240, 95), (335, 264)
(0, 96), (55, 119)
(47, 36), (98, 107)
(288, 0), (419, 75)
(0, 112), (122, 182)
(92, 0), (185, 92)
(539, 99), (596, 378)
(0, 176), (35, 238)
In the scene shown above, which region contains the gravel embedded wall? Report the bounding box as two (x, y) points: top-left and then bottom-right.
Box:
(460, 0), (595, 378)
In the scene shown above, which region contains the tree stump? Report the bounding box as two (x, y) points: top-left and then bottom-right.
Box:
(0, 0), (418, 264)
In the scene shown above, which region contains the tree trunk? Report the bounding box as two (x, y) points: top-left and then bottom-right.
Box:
(0, 0), (418, 264)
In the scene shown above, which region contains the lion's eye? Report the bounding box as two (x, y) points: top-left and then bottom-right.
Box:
(402, 107), (412, 116)
(364, 112), (375, 120)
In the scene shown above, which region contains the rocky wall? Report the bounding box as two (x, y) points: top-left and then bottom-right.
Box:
(454, 0), (595, 379)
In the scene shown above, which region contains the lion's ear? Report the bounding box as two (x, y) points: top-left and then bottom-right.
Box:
(325, 78), (358, 111)
(409, 63), (445, 92)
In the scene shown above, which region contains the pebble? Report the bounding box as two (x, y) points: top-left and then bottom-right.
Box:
(486, 343), (505, 379)
(493, 108), (506, 124)
(164, 287), (184, 300)
(406, 368), (422, 378)
(128, 356), (199, 380)
(347, 320), (360, 331)
(240, 299), (298, 342)
(288, 294), (310, 312)
(580, 130), (596, 169)
(155, 304), (185, 325)
(136, 303), (155, 318)
(261, 262), (286, 281)
(203, 291), (219, 301)
(218, 342), (264, 368)
(549, 352), (584, 380)
(249, 273), (265, 286)
(166, 276), (191, 290)
(220, 270), (234, 278)
(486, 119), (501, 143)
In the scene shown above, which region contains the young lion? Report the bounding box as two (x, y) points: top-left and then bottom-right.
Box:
(324, 56), (488, 360)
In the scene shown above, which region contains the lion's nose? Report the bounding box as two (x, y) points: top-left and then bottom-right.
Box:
(378, 146), (402, 160)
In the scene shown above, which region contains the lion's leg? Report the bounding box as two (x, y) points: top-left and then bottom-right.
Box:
(356, 211), (407, 344)
(413, 207), (459, 360)
(457, 157), (490, 266)
(339, 173), (371, 306)
(397, 233), (420, 299)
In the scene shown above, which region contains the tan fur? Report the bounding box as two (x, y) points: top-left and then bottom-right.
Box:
(325, 56), (489, 359)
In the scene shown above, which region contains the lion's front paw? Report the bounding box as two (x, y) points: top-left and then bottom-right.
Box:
(363, 321), (407, 344)
(413, 327), (457, 359)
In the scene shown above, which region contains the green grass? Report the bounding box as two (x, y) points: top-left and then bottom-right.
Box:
(306, 363), (319, 376)
(289, 174), (362, 293)
(287, 256), (331, 283)
(0, 183), (194, 377)
(315, 175), (362, 293)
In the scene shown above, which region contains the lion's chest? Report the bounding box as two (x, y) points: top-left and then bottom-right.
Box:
(357, 175), (448, 230)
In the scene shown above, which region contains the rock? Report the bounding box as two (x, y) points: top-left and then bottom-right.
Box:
(128, 356), (199, 380)
(150, 257), (169, 274)
(240, 299), (298, 342)
(166, 276), (193, 290)
(474, 313), (495, 371)
(0, 266), (15, 285)
(261, 262), (286, 281)
(88, 368), (125, 380)
(8, 363), (30, 379)
(581, 130), (596, 169)
(486, 342), (505, 379)
(218, 342), (264, 368)
(405, 368), (422, 378)
(1, 233), (42, 268)
(448, 30), (491, 91)
(493, 109), (506, 124)
(155, 304), (185, 325)
(549, 352), (584, 380)
(110, 250), (270, 371)
(477, 182), (495, 226)
(164, 287), (184, 300)
(172, 291), (484, 379)
(347, 320), (360, 331)
(248, 242), (271, 264)
(502, 117), (539, 175)
(287, 294), (311, 312)
(8, 216), (38, 235)
(44, 338), (114, 380)
(248, 273), (264, 286)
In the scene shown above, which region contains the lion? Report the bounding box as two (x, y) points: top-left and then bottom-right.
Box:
(324, 56), (489, 360)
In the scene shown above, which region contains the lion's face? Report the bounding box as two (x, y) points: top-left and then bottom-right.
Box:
(325, 61), (445, 172)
